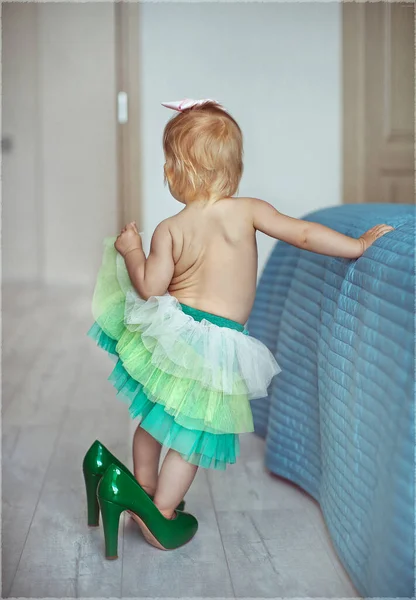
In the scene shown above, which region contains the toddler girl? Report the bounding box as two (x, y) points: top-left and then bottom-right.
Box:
(87, 99), (393, 553)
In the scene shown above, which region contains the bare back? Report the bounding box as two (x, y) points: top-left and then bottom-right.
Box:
(119, 197), (389, 326)
(167, 198), (257, 324)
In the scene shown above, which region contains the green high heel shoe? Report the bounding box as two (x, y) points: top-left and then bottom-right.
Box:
(82, 440), (185, 527)
(97, 463), (198, 557)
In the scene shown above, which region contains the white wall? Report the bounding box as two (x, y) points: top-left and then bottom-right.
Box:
(139, 2), (341, 273)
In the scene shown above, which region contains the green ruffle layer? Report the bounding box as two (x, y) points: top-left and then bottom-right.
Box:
(88, 323), (239, 470)
(90, 240), (254, 436)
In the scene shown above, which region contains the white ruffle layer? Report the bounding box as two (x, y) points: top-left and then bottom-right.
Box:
(122, 288), (281, 399)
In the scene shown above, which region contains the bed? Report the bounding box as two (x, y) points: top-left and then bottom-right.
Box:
(248, 203), (415, 598)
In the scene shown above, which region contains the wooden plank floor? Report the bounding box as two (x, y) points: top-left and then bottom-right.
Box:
(2, 284), (359, 598)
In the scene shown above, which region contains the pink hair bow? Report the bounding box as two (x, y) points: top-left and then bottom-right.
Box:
(161, 98), (219, 112)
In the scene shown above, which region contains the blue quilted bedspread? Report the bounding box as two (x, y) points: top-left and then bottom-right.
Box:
(248, 204), (415, 598)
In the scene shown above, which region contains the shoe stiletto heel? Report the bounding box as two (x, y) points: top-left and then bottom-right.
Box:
(84, 471), (102, 527)
(98, 463), (198, 555)
(82, 440), (186, 527)
(99, 499), (125, 559)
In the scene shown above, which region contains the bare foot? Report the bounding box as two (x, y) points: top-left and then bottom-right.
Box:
(157, 507), (176, 520)
(140, 483), (156, 497)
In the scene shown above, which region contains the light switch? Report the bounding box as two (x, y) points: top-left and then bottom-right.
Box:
(117, 92), (128, 124)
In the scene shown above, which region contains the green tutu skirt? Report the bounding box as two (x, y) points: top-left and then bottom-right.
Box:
(88, 238), (280, 470)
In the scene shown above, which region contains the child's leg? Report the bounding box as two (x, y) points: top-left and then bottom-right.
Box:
(154, 449), (198, 519)
(132, 425), (162, 496)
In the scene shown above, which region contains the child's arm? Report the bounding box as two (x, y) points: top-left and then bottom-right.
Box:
(115, 221), (174, 299)
(250, 199), (393, 258)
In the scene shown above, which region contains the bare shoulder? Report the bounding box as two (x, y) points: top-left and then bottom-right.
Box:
(230, 196), (272, 222)
(154, 216), (177, 234)
(232, 197), (269, 211)
(150, 218), (175, 248)
(238, 197), (274, 209)
(154, 215), (185, 253)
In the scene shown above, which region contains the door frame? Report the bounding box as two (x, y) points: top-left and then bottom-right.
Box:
(342, 2), (366, 204)
(114, 1), (142, 229)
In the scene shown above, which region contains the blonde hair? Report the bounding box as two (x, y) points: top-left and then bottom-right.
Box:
(163, 101), (243, 202)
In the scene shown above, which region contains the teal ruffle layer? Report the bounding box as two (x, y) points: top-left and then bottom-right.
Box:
(88, 322), (239, 470)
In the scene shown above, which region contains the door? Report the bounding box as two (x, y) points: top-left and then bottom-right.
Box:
(2, 3), (119, 285)
(2, 4), (40, 281)
(343, 3), (415, 204)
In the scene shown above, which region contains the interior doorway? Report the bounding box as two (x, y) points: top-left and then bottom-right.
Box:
(343, 2), (415, 205)
(2, 2), (141, 285)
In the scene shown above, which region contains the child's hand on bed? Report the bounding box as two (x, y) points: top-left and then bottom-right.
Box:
(359, 224), (394, 253)
(115, 222), (143, 258)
